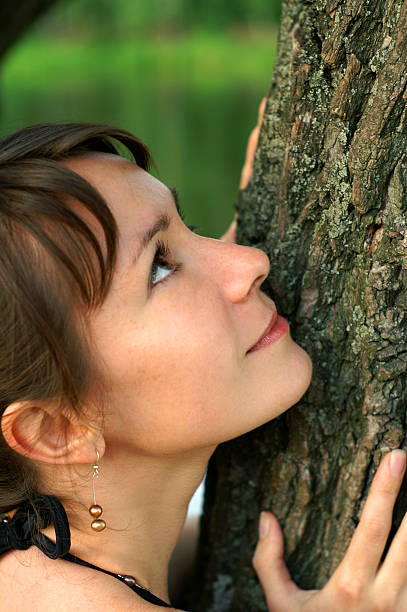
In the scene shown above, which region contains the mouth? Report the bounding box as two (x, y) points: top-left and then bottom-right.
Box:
(246, 311), (289, 354)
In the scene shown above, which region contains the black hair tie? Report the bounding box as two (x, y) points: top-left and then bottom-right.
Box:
(0, 494), (71, 559)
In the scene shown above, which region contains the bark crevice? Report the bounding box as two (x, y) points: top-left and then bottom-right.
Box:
(188, 0), (407, 609)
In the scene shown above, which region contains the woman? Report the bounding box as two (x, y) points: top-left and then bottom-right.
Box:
(0, 117), (406, 612)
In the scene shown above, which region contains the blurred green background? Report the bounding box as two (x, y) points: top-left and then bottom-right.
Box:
(0, 0), (280, 237)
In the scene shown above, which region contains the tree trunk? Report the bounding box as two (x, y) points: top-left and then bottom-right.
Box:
(188, 0), (407, 610)
(0, 0), (60, 61)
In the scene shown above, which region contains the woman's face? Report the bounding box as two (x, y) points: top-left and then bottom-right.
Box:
(71, 154), (312, 455)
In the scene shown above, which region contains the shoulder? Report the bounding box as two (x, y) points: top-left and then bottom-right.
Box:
(0, 547), (182, 611)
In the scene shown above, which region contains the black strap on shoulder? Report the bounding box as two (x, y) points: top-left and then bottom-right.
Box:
(0, 495), (173, 607)
(0, 494), (70, 559)
(60, 551), (172, 607)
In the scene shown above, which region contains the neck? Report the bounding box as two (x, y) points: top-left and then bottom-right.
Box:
(43, 446), (214, 604)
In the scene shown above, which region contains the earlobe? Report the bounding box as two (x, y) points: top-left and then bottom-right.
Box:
(1, 400), (105, 465)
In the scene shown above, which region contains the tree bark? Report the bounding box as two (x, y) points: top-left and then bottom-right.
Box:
(0, 0), (60, 61)
(189, 0), (407, 610)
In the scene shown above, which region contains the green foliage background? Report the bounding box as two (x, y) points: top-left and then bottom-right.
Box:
(0, 0), (279, 236)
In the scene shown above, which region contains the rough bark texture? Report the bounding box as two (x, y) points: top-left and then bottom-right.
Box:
(189, 1), (407, 610)
(0, 0), (60, 61)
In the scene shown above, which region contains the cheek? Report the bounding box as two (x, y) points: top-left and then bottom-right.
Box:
(130, 334), (234, 418)
(98, 312), (238, 452)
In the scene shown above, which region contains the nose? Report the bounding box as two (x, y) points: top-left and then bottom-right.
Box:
(209, 239), (270, 303)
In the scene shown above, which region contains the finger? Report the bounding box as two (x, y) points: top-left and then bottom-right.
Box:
(375, 506), (407, 596)
(247, 126), (260, 161)
(338, 450), (406, 583)
(395, 586), (407, 611)
(219, 216), (237, 242)
(253, 512), (302, 611)
(240, 97), (266, 190)
(258, 96), (267, 124)
(240, 126), (260, 189)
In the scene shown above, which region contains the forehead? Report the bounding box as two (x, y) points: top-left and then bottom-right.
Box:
(65, 153), (171, 226)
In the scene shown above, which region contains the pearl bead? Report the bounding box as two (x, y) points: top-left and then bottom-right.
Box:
(91, 518), (106, 531)
(122, 575), (137, 586)
(89, 504), (103, 518)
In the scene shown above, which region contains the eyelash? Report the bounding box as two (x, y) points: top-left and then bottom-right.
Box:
(149, 224), (198, 290)
(150, 240), (182, 289)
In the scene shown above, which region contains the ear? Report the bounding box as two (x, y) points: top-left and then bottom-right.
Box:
(0, 400), (105, 465)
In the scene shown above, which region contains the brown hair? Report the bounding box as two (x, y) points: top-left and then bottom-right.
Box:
(0, 123), (150, 512)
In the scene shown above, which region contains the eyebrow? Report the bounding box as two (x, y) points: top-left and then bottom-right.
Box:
(130, 187), (181, 266)
(141, 214), (170, 250)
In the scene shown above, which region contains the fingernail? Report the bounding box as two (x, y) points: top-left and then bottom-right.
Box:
(259, 511), (270, 539)
(390, 449), (406, 476)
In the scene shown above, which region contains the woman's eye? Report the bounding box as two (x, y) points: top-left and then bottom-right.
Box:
(150, 240), (182, 288)
(151, 261), (174, 286)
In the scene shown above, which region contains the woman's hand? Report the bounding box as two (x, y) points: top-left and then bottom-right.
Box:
(240, 96), (266, 191)
(220, 97), (267, 243)
(254, 450), (407, 611)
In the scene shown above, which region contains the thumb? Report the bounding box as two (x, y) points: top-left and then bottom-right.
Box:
(253, 512), (301, 612)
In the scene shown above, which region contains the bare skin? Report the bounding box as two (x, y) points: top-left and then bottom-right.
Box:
(0, 106), (311, 609)
(1, 102), (407, 612)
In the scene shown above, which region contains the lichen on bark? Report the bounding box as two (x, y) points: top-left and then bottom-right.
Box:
(190, 1), (407, 610)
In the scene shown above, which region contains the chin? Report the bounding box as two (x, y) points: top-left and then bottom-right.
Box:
(205, 341), (313, 447)
(291, 343), (313, 398)
(227, 348), (312, 443)
(283, 341), (312, 405)
(261, 341), (313, 426)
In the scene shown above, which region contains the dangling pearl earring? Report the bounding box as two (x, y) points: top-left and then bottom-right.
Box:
(89, 450), (106, 532)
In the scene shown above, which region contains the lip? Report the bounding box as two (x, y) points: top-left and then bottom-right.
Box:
(246, 312), (289, 354)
